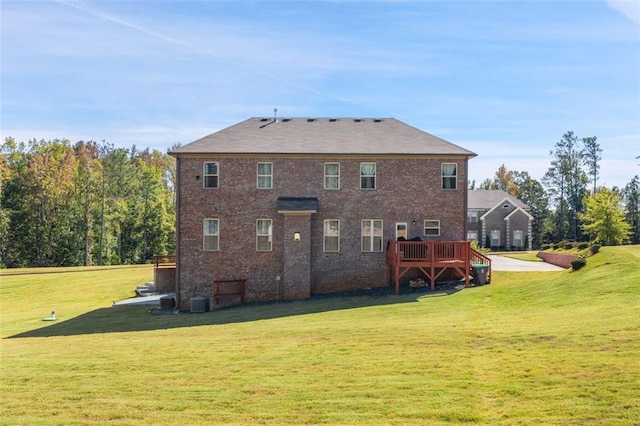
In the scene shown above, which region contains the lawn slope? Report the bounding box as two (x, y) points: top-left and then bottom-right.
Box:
(1, 247), (638, 425)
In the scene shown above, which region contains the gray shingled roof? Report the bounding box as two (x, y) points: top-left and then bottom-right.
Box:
(171, 117), (476, 156)
(468, 190), (530, 210)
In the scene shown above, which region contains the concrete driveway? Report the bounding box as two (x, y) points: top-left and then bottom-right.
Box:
(489, 255), (565, 272)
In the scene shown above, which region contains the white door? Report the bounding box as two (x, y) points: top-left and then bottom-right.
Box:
(396, 222), (408, 240)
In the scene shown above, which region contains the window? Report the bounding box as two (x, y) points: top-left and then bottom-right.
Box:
(256, 219), (272, 251)
(323, 219), (340, 252)
(203, 219), (219, 251)
(203, 162), (218, 188)
(467, 211), (478, 222)
(442, 163), (457, 189)
(324, 163), (340, 189)
(257, 162), (272, 189)
(491, 230), (501, 247)
(360, 162), (376, 189)
(513, 230), (524, 248)
(361, 219), (383, 252)
(396, 223), (408, 240)
(467, 230), (478, 241)
(424, 220), (440, 236)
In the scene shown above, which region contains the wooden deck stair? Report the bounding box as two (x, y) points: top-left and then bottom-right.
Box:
(386, 240), (491, 295)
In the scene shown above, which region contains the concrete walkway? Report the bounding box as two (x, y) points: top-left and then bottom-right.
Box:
(489, 255), (565, 272)
(113, 293), (175, 306)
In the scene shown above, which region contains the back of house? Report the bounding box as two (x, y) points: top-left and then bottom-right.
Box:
(169, 117), (477, 310)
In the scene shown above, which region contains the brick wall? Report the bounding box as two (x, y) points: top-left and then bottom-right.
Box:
(536, 251), (579, 268)
(175, 155), (469, 309)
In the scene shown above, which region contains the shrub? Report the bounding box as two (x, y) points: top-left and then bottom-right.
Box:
(564, 242), (574, 250)
(541, 243), (552, 251)
(577, 242), (589, 250)
(590, 244), (601, 255)
(552, 243), (560, 250)
(571, 257), (587, 271)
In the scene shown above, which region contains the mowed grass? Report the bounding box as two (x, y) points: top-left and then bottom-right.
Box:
(1, 247), (639, 425)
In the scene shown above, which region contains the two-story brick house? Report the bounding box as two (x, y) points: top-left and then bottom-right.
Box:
(169, 117), (478, 310)
(467, 190), (533, 250)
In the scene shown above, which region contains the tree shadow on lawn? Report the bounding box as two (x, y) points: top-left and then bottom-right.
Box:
(7, 284), (467, 338)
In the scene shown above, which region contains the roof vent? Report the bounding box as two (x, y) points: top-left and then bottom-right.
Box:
(354, 119), (362, 122)
(282, 118), (291, 122)
(374, 119), (382, 123)
(329, 118), (337, 122)
(307, 118), (316, 122)
(260, 118), (269, 122)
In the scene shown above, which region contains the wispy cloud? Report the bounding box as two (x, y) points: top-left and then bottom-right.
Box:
(606, 0), (640, 25)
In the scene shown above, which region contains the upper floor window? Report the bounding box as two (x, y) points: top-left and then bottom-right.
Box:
(324, 162), (340, 190)
(442, 163), (457, 189)
(424, 220), (440, 236)
(467, 211), (478, 222)
(257, 162), (273, 189)
(203, 162), (218, 188)
(323, 219), (340, 252)
(361, 219), (383, 252)
(467, 230), (478, 242)
(256, 219), (272, 251)
(203, 219), (219, 251)
(360, 162), (376, 189)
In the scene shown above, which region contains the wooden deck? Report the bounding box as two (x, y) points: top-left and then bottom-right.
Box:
(386, 241), (491, 295)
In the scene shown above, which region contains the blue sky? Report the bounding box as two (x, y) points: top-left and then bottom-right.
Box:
(2, 0), (639, 188)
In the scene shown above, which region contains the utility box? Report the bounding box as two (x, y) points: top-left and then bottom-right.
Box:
(160, 295), (175, 309)
(472, 264), (489, 285)
(190, 296), (209, 313)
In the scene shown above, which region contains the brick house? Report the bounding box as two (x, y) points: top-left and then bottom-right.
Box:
(169, 117), (478, 310)
(467, 190), (533, 250)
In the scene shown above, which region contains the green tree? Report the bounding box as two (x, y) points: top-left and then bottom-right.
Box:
(513, 171), (549, 249)
(582, 136), (602, 194)
(543, 131), (588, 242)
(579, 187), (631, 245)
(476, 164), (517, 195)
(622, 176), (640, 244)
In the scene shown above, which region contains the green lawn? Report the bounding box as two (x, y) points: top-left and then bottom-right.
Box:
(1, 247), (639, 425)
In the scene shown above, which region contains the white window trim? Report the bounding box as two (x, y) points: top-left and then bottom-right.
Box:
(360, 162), (376, 190)
(257, 162), (273, 189)
(324, 162), (340, 190)
(491, 230), (501, 247)
(424, 220), (440, 236)
(396, 222), (408, 240)
(203, 218), (219, 251)
(361, 219), (383, 252)
(256, 219), (273, 251)
(323, 219), (340, 252)
(203, 162), (219, 188)
(513, 230), (524, 247)
(441, 163), (457, 190)
(468, 211), (478, 222)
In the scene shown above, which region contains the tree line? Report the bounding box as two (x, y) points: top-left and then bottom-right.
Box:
(1, 132), (638, 268)
(470, 131), (639, 248)
(0, 138), (176, 268)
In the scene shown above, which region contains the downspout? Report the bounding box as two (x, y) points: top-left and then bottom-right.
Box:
(463, 158), (469, 240)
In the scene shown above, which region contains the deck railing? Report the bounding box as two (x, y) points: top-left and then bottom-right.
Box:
(387, 240), (470, 264)
(153, 254), (176, 268)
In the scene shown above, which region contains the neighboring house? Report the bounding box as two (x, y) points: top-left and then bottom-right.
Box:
(169, 117), (477, 310)
(467, 190), (533, 250)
